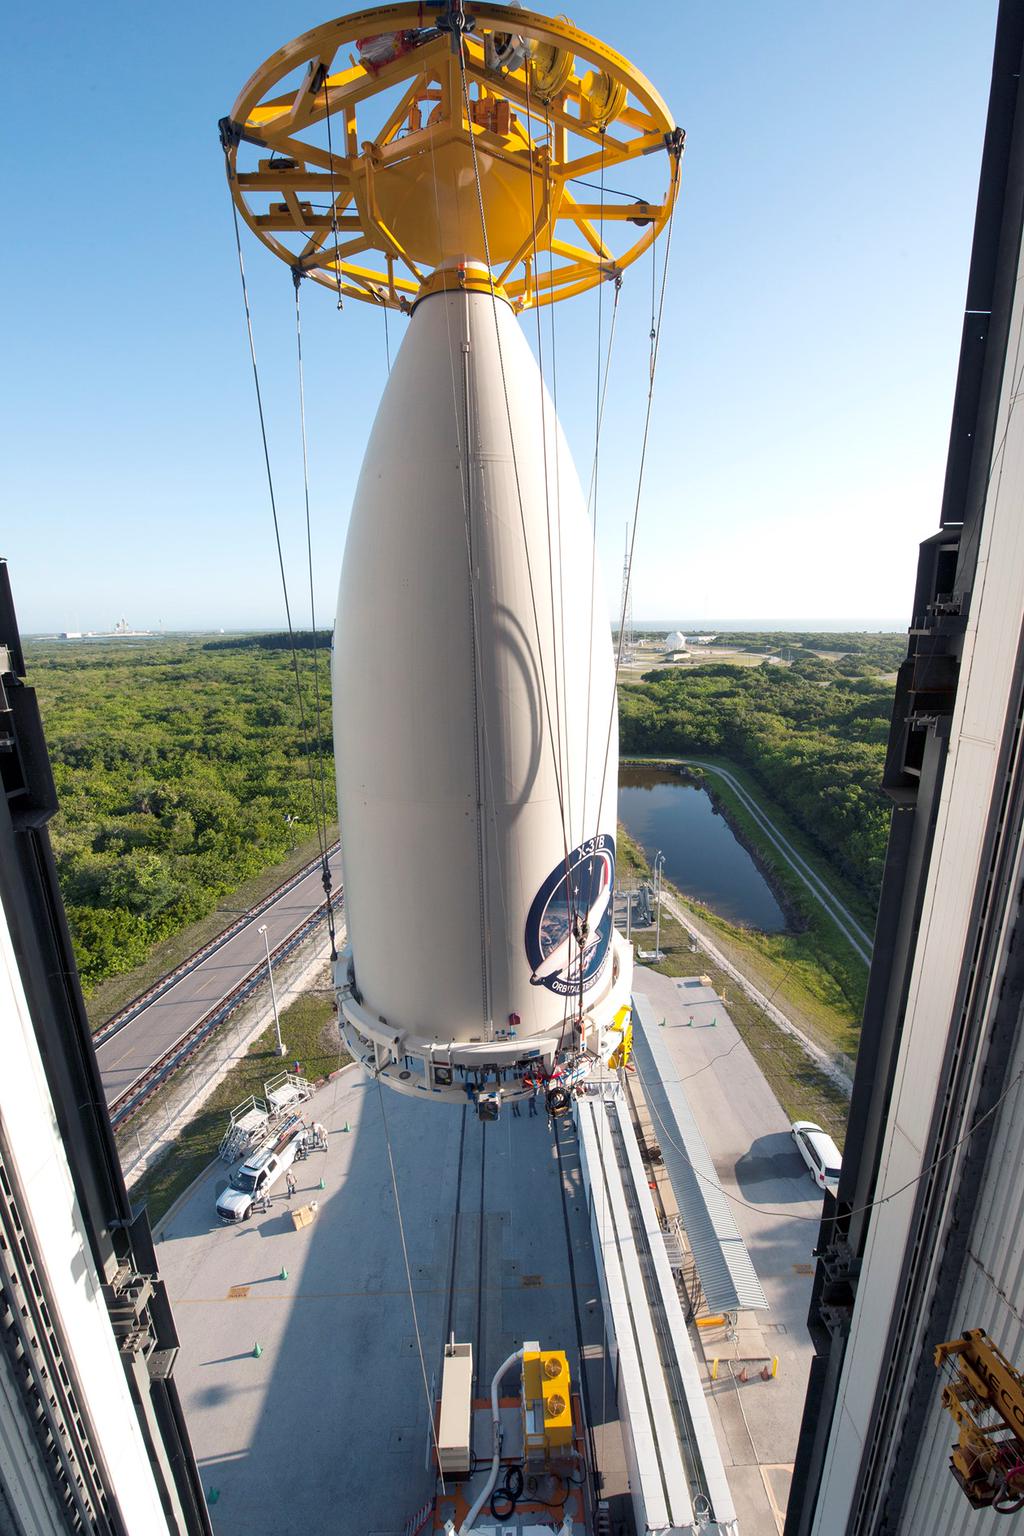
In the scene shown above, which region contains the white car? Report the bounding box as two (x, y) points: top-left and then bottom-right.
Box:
(792, 1121), (842, 1191)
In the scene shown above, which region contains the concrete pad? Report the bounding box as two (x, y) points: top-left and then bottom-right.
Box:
(634, 967), (824, 1524)
(158, 1070), (628, 1536)
(156, 967), (823, 1535)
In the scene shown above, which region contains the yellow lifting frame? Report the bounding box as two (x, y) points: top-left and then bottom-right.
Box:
(222, 3), (682, 312)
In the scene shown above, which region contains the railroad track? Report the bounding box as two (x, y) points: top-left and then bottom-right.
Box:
(95, 843), (341, 1049)
(553, 1113), (604, 1503)
(107, 891), (342, 1129)
(437, 1104), (601, 1502)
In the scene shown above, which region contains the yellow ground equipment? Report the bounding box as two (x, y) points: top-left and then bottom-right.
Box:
(606, 1005), (633, 1069)
(522, 1347), (573, 1464)
(934, 1329), (1024, 1512)
(221, 2), (681, 311)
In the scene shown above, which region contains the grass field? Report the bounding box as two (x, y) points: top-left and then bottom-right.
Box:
(617, 810), (863, 1058)
(130, 986), (348, 1227)
(639, 903), (850, 1145)
(684, 756), (878, 936)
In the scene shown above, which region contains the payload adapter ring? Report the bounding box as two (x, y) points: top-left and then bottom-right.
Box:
(333, 931), (635, 1107)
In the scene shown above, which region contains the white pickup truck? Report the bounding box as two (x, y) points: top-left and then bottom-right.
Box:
(216, 1114), (304, 1222)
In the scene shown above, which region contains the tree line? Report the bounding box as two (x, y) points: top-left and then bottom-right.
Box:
(619, 658), (896, 900)
(30, 637), (332, 989)
(29, 632), (898, 991)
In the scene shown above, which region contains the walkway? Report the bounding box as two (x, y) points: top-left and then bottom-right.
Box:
(631, 966), (824, 1534)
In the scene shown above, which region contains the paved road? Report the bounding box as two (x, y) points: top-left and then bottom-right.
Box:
(634, 968), (822, 1534)
(658, 889), (852, 1092)
(647, 757), (874, 964)
(96, 849), (343, 1107)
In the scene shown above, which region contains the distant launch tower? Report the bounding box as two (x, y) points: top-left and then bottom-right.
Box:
(222, 3), (682, 1113)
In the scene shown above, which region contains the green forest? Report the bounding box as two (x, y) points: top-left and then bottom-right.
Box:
(29, 637), (332, 990)
(28, 631), (900, 994)
(620, 658), (896, 899)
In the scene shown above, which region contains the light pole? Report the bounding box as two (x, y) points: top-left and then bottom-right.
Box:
(654, 851), (665, 961)
(257, 924), (286, 1056)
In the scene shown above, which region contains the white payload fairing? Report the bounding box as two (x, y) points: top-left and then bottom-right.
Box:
(222, 3), (681, 1113)
(332, 272), (632, 1104)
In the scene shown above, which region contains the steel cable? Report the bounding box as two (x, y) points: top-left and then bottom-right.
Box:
(226, 188), (334, 927)
(458, 42), (579, 1038)
(293, 275), (338, 957)
(588, 151), (682, 859)
(322, 68), (346, 309)
(376, 1077), (447, 1494)
(524, 68), (583, 1015)
(631, 1053), (1024, 1226)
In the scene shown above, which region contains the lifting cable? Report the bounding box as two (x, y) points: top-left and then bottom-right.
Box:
(225, 181), (338, 958)
(321, 68), (346, 311)
(579, 127), (608, 868)
(586, 136), (612, 1424)
(458, 40), (580, 1025)
(588, 147), (682, 859)
(375, 1078), (448, 1494)
(544, 97), (570, 848)
(293, 272), (339, 958)
(524, 68), (582, 1016)
(541, 93), (584, 1062)
(577, 129), (625, 1036)
(526, 70), (568, 865)
(542, 99), (597, 1061)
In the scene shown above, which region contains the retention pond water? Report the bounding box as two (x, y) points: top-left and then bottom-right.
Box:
(618, 766), (787, 934)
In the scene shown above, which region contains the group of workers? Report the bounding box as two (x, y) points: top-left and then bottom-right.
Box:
(286, 1120), (329, 1198)
(296, 1120), (328, 1158)
(509, 1078), (541, 1118)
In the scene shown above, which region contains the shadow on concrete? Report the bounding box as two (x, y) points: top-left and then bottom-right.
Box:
(160, 1070), (628, 1536)
(198, 1352), (261, 1368)
(733, 1132), (811, 1202)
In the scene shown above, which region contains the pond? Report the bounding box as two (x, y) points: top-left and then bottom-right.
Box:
(617, 767), (787, 933)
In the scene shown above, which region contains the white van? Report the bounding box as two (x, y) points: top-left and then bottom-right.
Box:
(217, 1115), (304, 1222)
(792, 1120), (842, 1192)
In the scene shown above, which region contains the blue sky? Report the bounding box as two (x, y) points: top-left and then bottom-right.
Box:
(2, 2), (997, 633)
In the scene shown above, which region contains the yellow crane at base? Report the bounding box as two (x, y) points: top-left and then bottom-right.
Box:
(935, 1329), (1024, 1514)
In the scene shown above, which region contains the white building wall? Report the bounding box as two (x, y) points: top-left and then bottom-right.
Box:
(900, 993), (1024, 1534)
(0, 913), (177, 1534)
(810, 218), (1024, 1534)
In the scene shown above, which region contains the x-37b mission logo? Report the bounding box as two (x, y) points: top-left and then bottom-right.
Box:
(525, 835), (615, 996)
